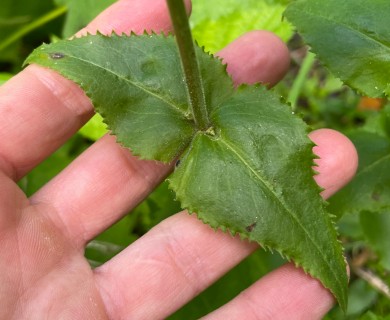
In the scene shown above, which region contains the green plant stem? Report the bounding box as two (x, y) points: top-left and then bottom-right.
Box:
(166, 0), (209, 131)
(0, 6), (67, 52)
(288, 51), (316, 110)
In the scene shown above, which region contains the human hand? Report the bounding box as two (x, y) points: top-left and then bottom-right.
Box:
(0, 0), (358, 319)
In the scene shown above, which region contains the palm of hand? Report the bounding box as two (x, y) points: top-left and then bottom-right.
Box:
(0, 180), (106, 318)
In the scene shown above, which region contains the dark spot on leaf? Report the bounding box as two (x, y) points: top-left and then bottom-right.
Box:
(175, 159), (181, 167)
(140, 60), (157, 74)
(245, 222), (257, 232)
(49, 52), (65, 59)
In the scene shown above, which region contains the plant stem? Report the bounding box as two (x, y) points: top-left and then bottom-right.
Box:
(352, 265), (390, 299)
(287, 51), (316, 111)
(0, 6), (67, 52)
(166, 0), (209, 131)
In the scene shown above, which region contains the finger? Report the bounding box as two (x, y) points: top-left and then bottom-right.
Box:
(78, 0), (191, 36)
(310, 128), (358, 199)
(0, 0), (190, 180)
(202, 264), (335, 320)
(94, 212), (257, 320)
(217, 31), (290, 87)
(31, 135), (172, 247)
(93, 129), (357, 320)
(0, 67), (91, 180)
(31, 31), (291, 245)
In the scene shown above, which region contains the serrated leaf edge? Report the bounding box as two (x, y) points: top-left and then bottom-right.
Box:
(171, 183), (347, 310)
(25, 30), (347, 309)
(167, 122), (347, 311)
(283, 6), (389, 99)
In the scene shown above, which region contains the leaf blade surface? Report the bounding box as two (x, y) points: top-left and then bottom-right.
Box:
(169, 85), (348, 309)
(329, 130), (390, 217)
(285, 0), (390, 98)
(26, 34), (195, 161)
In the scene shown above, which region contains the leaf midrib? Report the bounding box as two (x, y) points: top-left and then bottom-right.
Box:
(69, 54), (188, 118)
(218, 136), (344, 291)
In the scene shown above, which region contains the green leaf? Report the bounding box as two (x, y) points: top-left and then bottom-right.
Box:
(324, 278), (379, 319)
(191, 0), (293, 53)
(328, 129), (390, 218)
(25, 33), (348, 309)
(26, 34), (198, 162)
(78, 113), (107, 141)
(361, 311), (390, 320)
(361, 211), (390, 270)
(168, 85), (347, 309)
(363, 104), (390, 138)
(0, 0), (56, 43)
(345, 279), (378, 317)
(0, 0), (60, 65)
(284, 0), (390, 98)
(337, 213), (364, 240)
(54, 0), (116, 37)
(0, 72), (13, 86)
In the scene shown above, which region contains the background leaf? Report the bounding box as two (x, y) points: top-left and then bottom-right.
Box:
(78, 113), (107, 141)
(346, 279), (378, 318)
(0, 0), (62, 70)
(129, 181), (182, 234)
(54, 0), (115, 37)
(328, 107), (390, 218)
(360, 311), (390, 320)
(360, 211), (390, 271)
(284, 0), (390, 98)
(0, 72), (13, 85)
(191, 0), (293, 53)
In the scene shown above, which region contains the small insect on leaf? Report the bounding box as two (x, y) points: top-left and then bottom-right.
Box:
(49, 52), (65, 59)
(245, 222), (257, 233)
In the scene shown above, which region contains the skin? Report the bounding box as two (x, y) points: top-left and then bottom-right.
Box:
(0, 0), (358, 319)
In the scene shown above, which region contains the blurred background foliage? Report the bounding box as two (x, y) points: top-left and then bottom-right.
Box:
(1, 0), (390, 318)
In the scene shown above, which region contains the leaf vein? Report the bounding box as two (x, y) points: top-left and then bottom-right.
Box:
(218, 136), (343, 289)
(69, 54), (188, 118)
